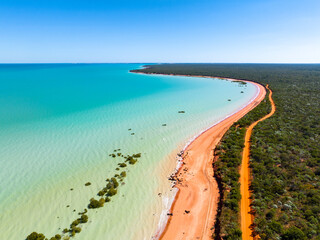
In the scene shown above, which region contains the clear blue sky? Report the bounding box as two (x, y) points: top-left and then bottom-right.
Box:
(0, 0), (319, 63)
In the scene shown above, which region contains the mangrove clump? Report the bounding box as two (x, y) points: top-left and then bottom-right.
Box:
(26, 232), (46, 240)
(88, 198), (105, 209)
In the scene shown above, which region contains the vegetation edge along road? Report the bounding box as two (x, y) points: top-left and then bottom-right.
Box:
(241, 85), (276, 240)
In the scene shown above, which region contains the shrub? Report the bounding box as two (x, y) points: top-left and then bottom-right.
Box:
(118, 163), (127, 168)
(80, 214), (88, 223)
(133, 153), (141, 158)
(110, 177), (119, 188)
(282, 226), (306, 240)
(88, 198), (104, 208)
(54, 234), (61, 240)
(70, 219), (80, 228)
(107, 187), (117, 196)
(26, 232), (46, 240)
(98, 190), (106, 196)
(72, 227), (81, 233)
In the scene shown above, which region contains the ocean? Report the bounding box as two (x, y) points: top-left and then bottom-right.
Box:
(0, 64), (258, 239)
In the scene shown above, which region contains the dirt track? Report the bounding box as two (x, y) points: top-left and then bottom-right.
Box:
(240, 85), (276, 240)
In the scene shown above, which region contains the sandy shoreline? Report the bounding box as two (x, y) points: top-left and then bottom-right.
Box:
(134, 73), (267, 240)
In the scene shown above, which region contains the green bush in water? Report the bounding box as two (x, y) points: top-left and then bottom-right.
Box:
(49, 235), (61, 240)
(70, 219), (80, 228)
(88, 198), (105, 208)
(118, 163), (127, 168)
(98, 189), (107, 196)
(79, 214), (88, 223)
(26, 232), (46, 240)
(133, 153), (141, 158)
(110, 177), (119, 188)
(107, 187), (117, 196)
(71, 226), (81, 233)
(120, 171), (126, 177)
(128, 158), (137, 165)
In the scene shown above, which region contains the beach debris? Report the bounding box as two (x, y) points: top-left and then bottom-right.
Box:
(158, 193), (162, 196)
(84, 182), (91, 186)
(131, 133), (135, 135)
(177, 151), (184, 157)
(185, 210), (190, 214)
(162, 124), (167, 126)
(178, 110), (185, 113)
(167, 213), (173, 216)
(128, 128), (132, 131)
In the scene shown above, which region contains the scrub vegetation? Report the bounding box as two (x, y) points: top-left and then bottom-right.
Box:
(133, 64), (320, 240)
(26, 151), (141, 240)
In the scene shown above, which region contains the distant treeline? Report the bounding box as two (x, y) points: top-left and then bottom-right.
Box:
(132, 64), (320, 240)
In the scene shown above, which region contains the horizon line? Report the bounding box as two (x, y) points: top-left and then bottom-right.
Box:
(0, 62), (320, 65)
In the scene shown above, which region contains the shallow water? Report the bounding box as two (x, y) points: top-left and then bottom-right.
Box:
(0, 64), (257, 239)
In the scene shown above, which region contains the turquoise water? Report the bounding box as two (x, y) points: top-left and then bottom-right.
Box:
(0, 64), (258, 239)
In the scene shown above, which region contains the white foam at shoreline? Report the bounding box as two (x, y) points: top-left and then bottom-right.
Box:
(154, 80), (261, 239)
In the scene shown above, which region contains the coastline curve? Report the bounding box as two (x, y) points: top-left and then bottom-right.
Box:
(132, 72), (266, 240)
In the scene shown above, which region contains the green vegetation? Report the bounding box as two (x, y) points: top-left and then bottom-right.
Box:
(26, 152), (141, 239)
(132, 153), (141, 158)
(134, 64), (320, 239)
(79, 214), (88, 223)
(26, 232), (46, 240)
(88, 198), (105, 208)
(49, 234), (62, 240)
(120, 171), (127, 177)
(107, 187), (117, 196)
(118, 162), (127, 168)
(213, 92), (271, 239)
